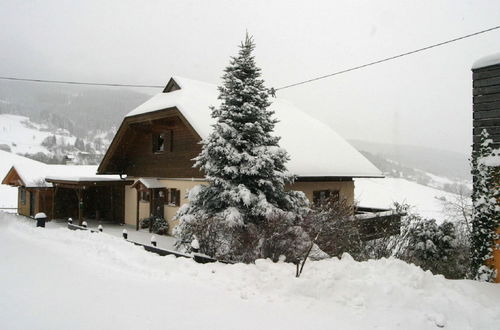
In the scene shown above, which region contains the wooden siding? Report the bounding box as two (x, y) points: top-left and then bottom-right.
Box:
(18, 188), (30, 217)
(98, 109), (203, 178)
(472, 63), (500, 150)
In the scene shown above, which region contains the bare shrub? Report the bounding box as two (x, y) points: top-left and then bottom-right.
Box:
(301, 197), (360, 257)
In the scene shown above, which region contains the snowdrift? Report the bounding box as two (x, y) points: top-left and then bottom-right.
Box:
(0, 212), (498, 330)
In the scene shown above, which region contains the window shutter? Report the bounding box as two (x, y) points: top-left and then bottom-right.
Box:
(175, 189), (181, 206)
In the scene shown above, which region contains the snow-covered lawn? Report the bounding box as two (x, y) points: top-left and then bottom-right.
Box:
(0, 212), (498, 330)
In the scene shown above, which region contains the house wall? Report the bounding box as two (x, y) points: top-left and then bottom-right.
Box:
(123, 178), (356, 236)
(158, 179), (205, 235)
(18, 187), (30, 217)
(472, 61), (500, 282)
(139, 201), (150, 221)
(124, 186), (137, 226)
(472, 62), (500, 151)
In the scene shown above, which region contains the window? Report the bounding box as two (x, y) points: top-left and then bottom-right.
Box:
(313, 189), (339, 206)
(20, 189), (26, 205)
(152, 130), (173, 153)
(139, 190), (150, 202)
(168, 188), (181, 206)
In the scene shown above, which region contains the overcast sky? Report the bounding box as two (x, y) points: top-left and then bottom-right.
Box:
(1, 0), (500, 155)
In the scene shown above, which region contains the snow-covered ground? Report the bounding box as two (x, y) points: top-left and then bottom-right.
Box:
(355, 178), (463, 222)
(48, 219), (176, 249)
(0, 114), (76, 155)
(0, 212), (499, 330)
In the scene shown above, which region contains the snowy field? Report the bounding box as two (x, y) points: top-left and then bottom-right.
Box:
(355, 178), (462, 222)
(0, 114), (76, 155)
(0, 212), (499, 330)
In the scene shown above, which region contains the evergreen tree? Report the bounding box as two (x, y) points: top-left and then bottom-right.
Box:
(470, 129), (500, 282)
(175, 35), (308, 259)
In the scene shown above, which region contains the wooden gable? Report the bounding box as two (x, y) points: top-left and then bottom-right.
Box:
(97, 108), (204, 178)
(2, 166), (26, 187)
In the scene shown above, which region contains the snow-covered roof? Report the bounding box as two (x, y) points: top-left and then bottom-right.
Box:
(132, 178), (168, 189)
(472, 52), (500, 69)
(126, 76), (382, 178)
(0, 151), (124, 187)
(44, 165), (123, 183)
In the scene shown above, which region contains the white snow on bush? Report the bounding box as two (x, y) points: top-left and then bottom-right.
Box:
(0, 212), (499, 330)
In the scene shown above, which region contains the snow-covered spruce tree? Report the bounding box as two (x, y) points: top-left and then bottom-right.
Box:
(470, 129), (500, 282)
(175, 35), (308, 261)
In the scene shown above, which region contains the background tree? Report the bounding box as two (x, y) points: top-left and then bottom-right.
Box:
(175, 34), (308, 261)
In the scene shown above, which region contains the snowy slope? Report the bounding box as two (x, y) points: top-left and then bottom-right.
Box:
(0, 213), (499, 330)
(355, 178), (462, 222)
(0, 114), (76, 155)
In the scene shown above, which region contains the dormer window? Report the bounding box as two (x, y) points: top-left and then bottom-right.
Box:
(153, 130), (173, 153)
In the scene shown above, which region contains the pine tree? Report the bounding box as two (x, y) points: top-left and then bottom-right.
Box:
(470, 129), (500, 282)
(175, 34), (308, 259)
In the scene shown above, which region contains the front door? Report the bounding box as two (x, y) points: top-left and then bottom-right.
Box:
(151, 189), (165, 218)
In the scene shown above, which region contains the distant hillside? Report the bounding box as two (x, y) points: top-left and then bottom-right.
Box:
(0, 80), (151, 138)
(349, 139), (471, 181)
(0, 114), (114, 165)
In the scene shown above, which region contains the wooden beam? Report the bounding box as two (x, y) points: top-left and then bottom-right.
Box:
(76, 189), (83, 225)
(136, 189), (140, 231)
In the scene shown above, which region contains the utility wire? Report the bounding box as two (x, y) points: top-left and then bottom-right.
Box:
(0, 25), (499, 91)
(275, 24), (500, 91)
(0, 76), (163, 89)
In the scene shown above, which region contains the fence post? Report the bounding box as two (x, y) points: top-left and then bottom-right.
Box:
(151, 235), (157, 247)
(98, 224), (103, 232)
(191, 237), (200, 253)
(35, 212), (47, 228)
(122, 229), (128, 240)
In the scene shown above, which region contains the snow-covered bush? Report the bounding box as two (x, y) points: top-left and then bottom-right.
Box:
(404, 219), (462, 278)
(470, 129), (499, 282)
(359, 203), (470, 279)
(174, 34), (307, 262)
(140, 216), (169, 235)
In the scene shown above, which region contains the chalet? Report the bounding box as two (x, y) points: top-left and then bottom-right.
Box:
(2, 76), (398, 239)
(97, 76), (388, 234)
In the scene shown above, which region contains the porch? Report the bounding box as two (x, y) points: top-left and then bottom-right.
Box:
(45, 178), (133, 225)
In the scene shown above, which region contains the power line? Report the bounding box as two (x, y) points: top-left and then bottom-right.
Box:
(275, 24), (500, 91)
(0, 24), (499, 91)
(0, 76), (163, 89)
